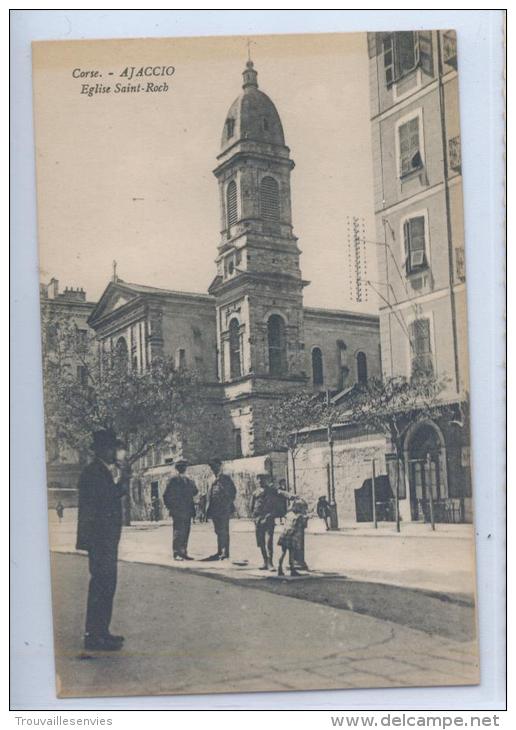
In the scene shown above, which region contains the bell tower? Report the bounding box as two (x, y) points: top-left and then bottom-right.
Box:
(209, 60), (308, 456)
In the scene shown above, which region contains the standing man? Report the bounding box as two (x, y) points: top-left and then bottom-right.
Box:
(76, 428), (131, 651)
(250, 473), (277, 570)
(55, 500), (64, 523)
(316, 495), (332, 531)
(205, 458), (236, 560)
(163, 459), (198, 561)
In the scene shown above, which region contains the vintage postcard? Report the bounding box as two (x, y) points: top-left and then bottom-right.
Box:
(32, 31), (479, 698)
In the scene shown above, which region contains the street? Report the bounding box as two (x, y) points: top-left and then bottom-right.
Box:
(49, 515), (479, 697)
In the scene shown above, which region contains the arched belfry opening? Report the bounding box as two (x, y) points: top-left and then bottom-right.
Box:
(229, 318), (242, 379)
(267, 314), (287, 376)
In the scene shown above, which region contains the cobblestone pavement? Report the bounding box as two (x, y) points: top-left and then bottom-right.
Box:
(52, 554), (479, 698)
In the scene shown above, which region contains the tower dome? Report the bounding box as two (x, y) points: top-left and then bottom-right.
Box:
(220, 61), (285, 152)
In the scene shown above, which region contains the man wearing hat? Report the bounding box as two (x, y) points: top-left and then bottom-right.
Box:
(163, 459), (198, 560)
(205, 459), (236, 560)
(250, 473), (278, 570)
(76, 428), (131, 651)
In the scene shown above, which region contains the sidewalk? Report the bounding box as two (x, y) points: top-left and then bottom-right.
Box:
(49, 512), (478, 597)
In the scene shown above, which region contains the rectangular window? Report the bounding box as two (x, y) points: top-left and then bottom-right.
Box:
(176, 348), (187, 369)
(399, 117), (423, 178)
(403, 216), (428, 274)
(234, 429), (242, 458)
(383, 32), (432, 87)
(410, 318), (433, 377)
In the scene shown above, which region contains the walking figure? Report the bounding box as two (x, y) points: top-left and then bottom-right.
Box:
(76, 428), (131, 651)
(150, 494), (160, 522)
(163, 459), (198, 561)
(204, 458), (236, 560)
(56, 501), (64, 523)
(250, 473), (277, 570)
(197, 492), (207, 523)
(316, 495), (332, 530)
(276, 479), (288, 524)
(277, 499), (309, 577)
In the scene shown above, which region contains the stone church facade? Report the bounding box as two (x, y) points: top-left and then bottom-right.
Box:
(87, 60), (381, 470)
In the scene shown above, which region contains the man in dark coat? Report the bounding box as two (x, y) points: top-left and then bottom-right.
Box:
(162, 459), (198, 561)
(205, 459), (236, 560)
(76, 428), (130, 651)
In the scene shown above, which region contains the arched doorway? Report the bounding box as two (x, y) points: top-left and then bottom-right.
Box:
(405, 421), (447, 522)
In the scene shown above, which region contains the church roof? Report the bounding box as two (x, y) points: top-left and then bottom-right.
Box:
(304, 306), (380, 324)
(87, 279), (214, 328)
(118, 281), (212, 301)
(220, 61), (285, 153)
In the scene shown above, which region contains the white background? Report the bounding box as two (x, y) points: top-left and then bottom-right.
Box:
(9, 8), (506, 714)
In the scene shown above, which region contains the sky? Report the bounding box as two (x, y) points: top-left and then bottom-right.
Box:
(33, 32), (378, 313)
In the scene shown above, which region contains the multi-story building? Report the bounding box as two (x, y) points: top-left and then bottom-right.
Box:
(40, 279), (96, 504)
(368, 30), (472, 522)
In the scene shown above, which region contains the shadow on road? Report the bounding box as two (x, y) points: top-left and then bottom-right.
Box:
(174, 566), (476, 643)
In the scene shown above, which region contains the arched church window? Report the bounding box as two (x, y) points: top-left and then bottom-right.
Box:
(114, 337), (129, 370)
(229, 319), (242, 379)
(267, 314), (287, 376)
(312, 347), (324, 386)
(226, 180), (238, 228)
(260, 176), (280, 222)
(357, 351), (368, 385)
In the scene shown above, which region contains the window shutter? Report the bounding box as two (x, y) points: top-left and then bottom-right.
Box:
(227, 180), (238, 228)
(260, 177), (280, 222)
(418, 31), (434, 76)
(403, 220), (411, 273)
(382, 34), (394, 87)
(397, 32), (417, 76)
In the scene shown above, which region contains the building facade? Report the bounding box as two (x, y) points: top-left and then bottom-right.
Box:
(40, 279), (96, 504)
(86, 61), (381, 470)
(368, 30), (472, 522)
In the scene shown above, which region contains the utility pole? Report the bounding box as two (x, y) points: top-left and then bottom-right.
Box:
(372, 458), (378, 529)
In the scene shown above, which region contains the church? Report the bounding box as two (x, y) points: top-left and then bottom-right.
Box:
(87, 60), (381, 480)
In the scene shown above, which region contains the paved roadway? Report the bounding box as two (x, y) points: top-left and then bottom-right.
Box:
(51, 552), (479, 699)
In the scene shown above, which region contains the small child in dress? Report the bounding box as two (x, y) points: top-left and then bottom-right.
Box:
(277, 498), (308, 577)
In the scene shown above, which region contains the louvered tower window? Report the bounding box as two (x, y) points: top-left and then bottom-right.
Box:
(226, 180), (238, 228)
(229, 318), (242, 379)
(260, 176), (280, 222)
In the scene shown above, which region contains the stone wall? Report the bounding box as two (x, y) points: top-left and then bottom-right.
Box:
(290, 429), (387, 521)
(130, 451), (288, 521)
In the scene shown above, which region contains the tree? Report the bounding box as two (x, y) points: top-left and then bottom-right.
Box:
(263, 391), (326, 493)
(42, 309), (206, 521)
(348, 374), (453, 531)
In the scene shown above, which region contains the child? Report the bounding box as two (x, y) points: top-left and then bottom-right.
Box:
(277, 498), (308, 577)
